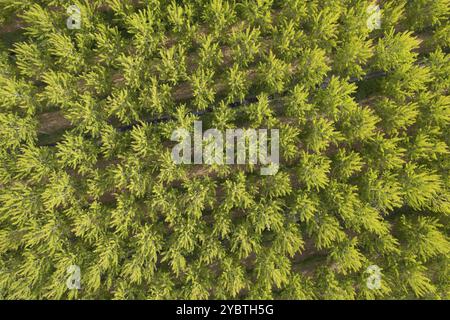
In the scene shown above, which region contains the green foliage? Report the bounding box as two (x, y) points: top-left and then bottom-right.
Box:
(0, 0), (448, 301)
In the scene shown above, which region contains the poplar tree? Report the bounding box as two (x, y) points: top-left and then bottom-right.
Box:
(0, 0), (448, 301)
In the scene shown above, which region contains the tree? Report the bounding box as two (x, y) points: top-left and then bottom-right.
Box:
(257, 50), (291, 94)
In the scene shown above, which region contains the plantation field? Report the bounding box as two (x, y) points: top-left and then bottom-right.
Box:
(0, 0), (449, 300)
